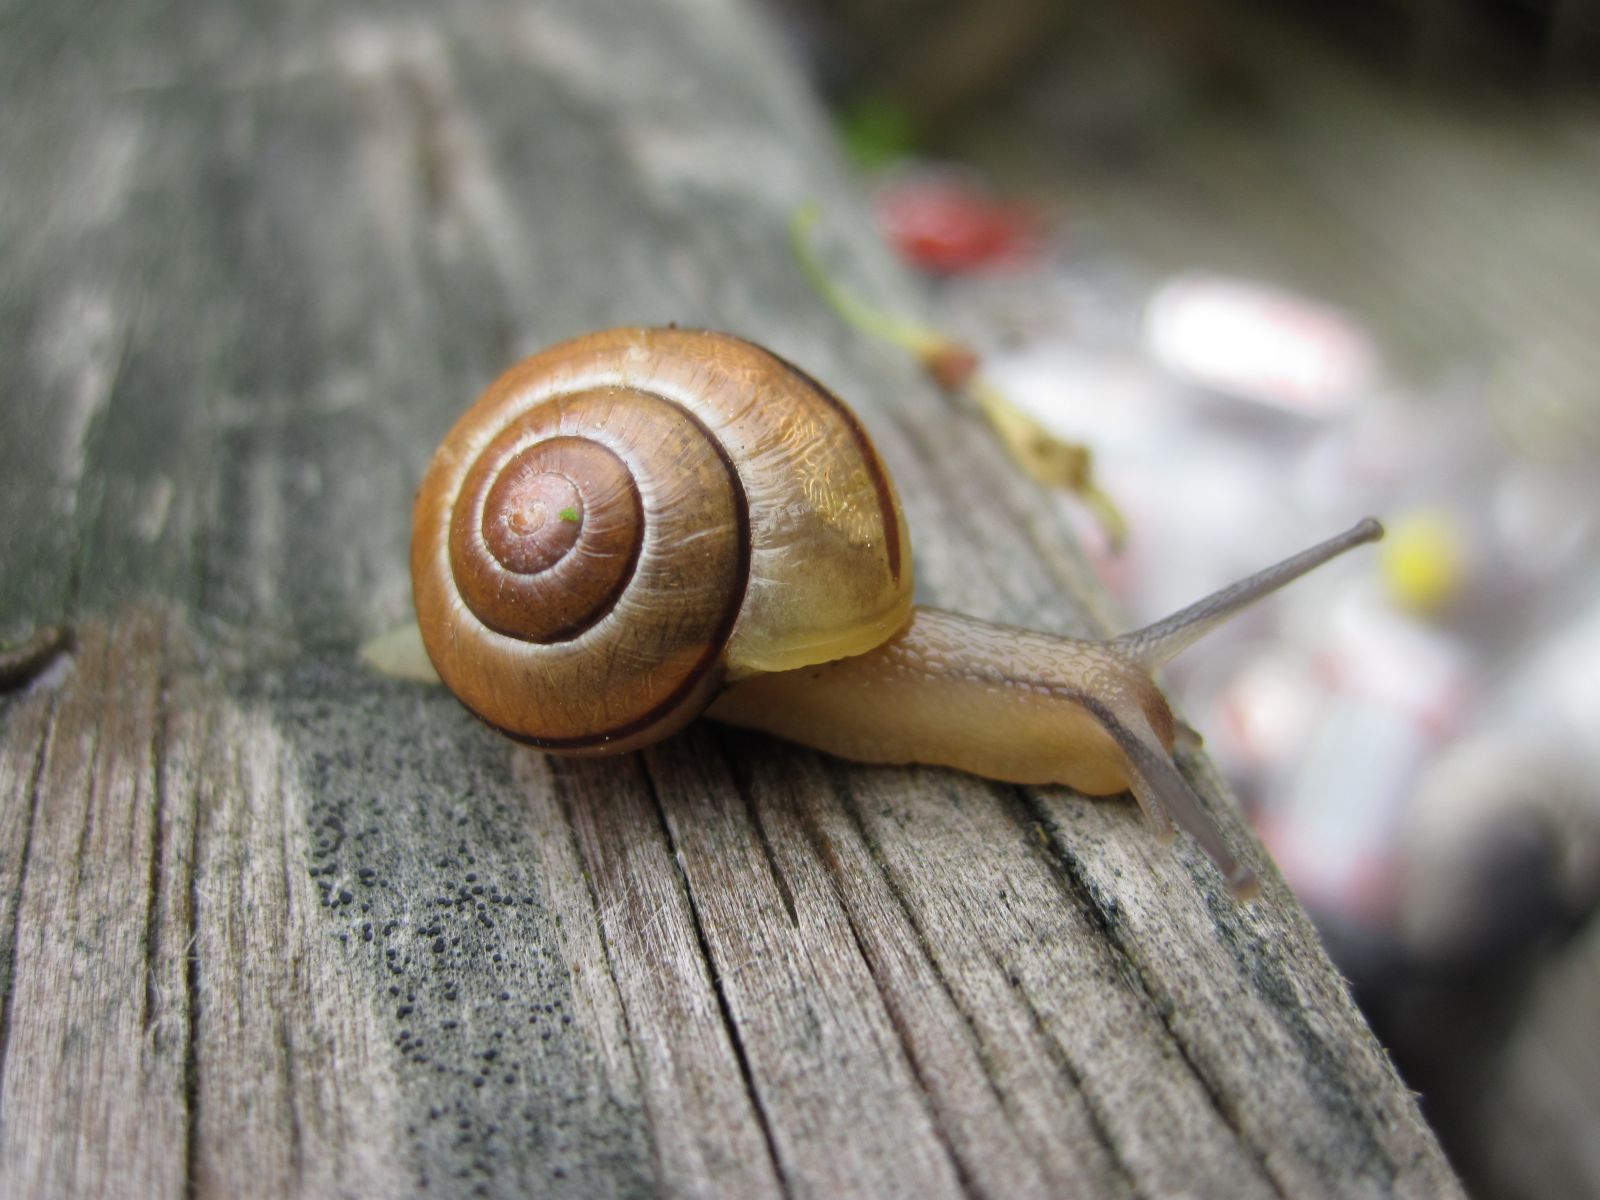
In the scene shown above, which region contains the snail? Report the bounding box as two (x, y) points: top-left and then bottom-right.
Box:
(411, 327), (1382, 898)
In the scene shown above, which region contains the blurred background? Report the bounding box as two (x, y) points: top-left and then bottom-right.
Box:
(757, 2), (1600, 1197)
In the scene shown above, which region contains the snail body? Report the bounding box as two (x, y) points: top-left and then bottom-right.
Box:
(413, 327), (1382, 897)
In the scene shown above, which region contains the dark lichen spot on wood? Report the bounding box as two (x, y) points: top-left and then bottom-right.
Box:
(269, 657), (654, 1194)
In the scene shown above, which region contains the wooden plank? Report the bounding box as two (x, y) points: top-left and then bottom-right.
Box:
(534, 751), (780, 1198)
(645, 731), (966, 1199)
(0, 0), (1462, 1196)
(729, 743), (1132, 1198)
(0, 614), (188, 1197)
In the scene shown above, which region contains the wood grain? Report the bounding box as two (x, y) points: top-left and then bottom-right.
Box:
(0, 0), (1460, 1196)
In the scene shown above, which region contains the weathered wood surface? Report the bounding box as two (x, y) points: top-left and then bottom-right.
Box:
(0, 0), (1461, 1196)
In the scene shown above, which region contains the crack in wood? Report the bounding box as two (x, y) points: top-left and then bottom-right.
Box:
(181, 710), (203, 1200)
(547, 762), (666, 1182)
(738, 783), (799, 930)
(638, 754), (793, 1199)
(983, 939), (1135, 1194)
(1167, 749), (1402, 1193)
(277, 1016), (308, 1188)
(822, 764), (986, 1055)
(1012, 785), (1290, 1200)
(822, 834), (982, 1200)
(0, 699), (58, 1081)
(723, 744), (986, 1194)
(806, 759), (1091, 1198)
(67, 640), (107, 921)
(140, 617), (171, 1039)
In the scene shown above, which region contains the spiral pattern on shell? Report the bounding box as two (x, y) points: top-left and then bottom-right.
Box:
(412, 328), (913, 754)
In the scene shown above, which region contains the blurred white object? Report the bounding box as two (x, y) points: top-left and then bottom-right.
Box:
(1231, 594), (1477, 919)
(1144, 273), (1378, 416)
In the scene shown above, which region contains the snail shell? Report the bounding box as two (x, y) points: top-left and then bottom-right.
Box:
(411, 327), (912, 753)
